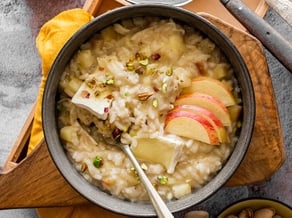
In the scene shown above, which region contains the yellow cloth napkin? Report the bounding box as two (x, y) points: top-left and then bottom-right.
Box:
(28, 8), (127, 218)
(27, 8), (93, 154)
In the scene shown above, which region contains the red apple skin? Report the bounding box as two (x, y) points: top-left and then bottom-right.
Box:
(170, 105), (228, 143)
(174, 92), (231, 126)
(165, 110), (219, 145)
(171, 105), (223, 127)
(181, 76), (236, 106)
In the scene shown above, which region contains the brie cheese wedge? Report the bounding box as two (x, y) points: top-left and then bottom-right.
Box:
(72, 81), (112, 120)
(131, 136), (184, 174)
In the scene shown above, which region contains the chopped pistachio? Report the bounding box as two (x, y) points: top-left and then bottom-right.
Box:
(126, 62), (135, 71)
(129, 131), (137, 137)
(124, 92), (129, 97)
(130, 167), (136, 173)
(130, 167), (138, 178)
(106, 78), (115, 85)
(166, 67), (173, 76)
(152, 98), (158, 108)
(162, 83), (168, 93)
(93, 156), (103, 168)
(102, 78), (115, 85)
(139, 58), (149, 66)
(157, 175), (168, 185)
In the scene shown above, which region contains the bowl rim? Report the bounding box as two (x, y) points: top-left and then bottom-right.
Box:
(217, 197), (292, 217)
(42, 3), (255, 216)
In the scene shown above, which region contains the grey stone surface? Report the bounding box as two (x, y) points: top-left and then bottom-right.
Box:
(0, 209), (38, 218)
(0, 0), (41, 166)
(0, 1), (291, 218)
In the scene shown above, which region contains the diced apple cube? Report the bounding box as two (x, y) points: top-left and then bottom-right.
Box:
(160, 33), (185, 61)
(77, 49), (95, 69)
(172, 183), (191, 199)
(63, 78), (83, 97)
(60, 126), (77, 143)
(228, 105), (242, 123)
(212, 63), (230, 79)
(100, 26), (117, 41)
(168, 34), (185, 57)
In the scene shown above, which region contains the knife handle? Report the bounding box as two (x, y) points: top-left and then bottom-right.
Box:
(220, 0), (292, 72)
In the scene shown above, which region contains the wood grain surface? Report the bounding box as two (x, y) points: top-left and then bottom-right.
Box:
(0, 0), (284, 212)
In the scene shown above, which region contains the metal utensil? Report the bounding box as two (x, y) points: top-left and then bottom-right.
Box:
(78, 120), (173, 217)
(125, 0), (192, 6)
(220, 0), (292, 72)
(104, 137), (174, 218)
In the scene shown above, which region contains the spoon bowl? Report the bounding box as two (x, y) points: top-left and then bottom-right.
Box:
(104, 138), (173, 218)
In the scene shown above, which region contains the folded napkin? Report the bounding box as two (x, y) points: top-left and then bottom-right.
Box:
(27, 8), (129, 218)
(27, 8), (93, 154)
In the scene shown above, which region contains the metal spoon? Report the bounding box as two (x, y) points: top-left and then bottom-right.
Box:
(104, 137), (174, 218)
(78, 119), (173, 217)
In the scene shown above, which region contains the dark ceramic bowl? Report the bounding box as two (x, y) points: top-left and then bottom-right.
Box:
(42, 4), (255, 217)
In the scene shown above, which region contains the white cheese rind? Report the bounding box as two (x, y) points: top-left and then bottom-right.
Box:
(131, 136), (184, 174)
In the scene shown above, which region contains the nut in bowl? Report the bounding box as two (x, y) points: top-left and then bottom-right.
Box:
(217, 198), (292, 218)
(42, 4), (255, 217)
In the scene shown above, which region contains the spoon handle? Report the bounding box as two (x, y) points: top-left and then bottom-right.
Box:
(220, 0), (292, 72)
(122, 145), (174, 218)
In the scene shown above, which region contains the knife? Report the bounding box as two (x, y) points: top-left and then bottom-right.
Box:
(220, 0), (292, 72)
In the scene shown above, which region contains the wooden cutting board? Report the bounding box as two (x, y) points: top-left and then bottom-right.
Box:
(0, 0), (284, 215)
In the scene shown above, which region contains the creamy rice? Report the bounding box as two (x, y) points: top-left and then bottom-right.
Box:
(57, 17), (241, 201)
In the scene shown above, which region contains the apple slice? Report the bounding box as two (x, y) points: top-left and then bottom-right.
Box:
(171, 105), (228, 143)
(181, 77), (236, 106)
(165, 110), (219, 145)
(174, 93), (232, 126)
(131, 136), (184, 174)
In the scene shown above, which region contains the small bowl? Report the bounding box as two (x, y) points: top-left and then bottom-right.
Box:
(42, 4), (255, 217)
(218, 198), (292, 218)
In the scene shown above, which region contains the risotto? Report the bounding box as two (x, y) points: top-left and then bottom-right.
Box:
(57, 17), (242, 201)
